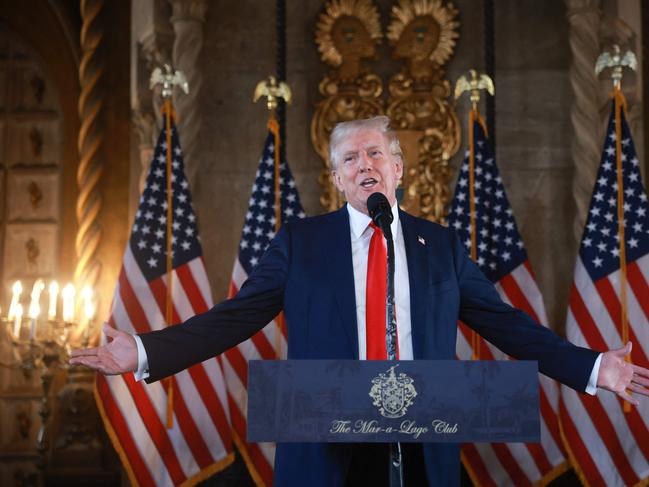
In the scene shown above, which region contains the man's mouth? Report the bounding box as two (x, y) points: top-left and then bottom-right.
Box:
(360, 178), (378, 189)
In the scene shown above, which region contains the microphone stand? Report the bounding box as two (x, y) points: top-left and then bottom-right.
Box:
(381, 223), (403, 487)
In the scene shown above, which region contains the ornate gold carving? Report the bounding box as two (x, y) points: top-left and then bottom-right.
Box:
(27, 181), (43, 209)
(25, 237), (40, 265)
(386, 0), (460, 222)
(312, 0), (384, 211)
(387, 0), (459, 77)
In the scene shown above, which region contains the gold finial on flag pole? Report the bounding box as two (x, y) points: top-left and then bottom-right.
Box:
(595, 44), (637, 89)
(453, 69), (494, 111)
(454, 70), (494, 361)
(253, 76), (292, 361)
(149, 64), (189, 429)
(253, 76), (292, 112)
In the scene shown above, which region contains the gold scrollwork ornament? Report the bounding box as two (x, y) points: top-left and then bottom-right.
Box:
(386, 0), (460, 223)
(312, 0), (384, 211)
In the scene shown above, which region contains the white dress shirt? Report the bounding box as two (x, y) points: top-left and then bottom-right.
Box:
(134, 203), (601, 393)
(347, 202), (412, 360)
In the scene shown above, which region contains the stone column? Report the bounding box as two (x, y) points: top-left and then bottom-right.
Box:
(131, 0), (173, 200)
(566, 0), (605, 244)
(169, 0), (208, 187)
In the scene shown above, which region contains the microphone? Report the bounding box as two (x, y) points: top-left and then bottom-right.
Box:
(367, 192), (393, 238)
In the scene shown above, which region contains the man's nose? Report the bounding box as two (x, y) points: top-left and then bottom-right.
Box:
(359, 152), (373, 171)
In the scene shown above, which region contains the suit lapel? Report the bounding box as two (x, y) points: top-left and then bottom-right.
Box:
(324, 206), (359, 358)
(400, 210), (429, 359)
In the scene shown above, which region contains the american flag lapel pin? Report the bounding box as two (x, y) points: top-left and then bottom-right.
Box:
(417, 235), (426, 245)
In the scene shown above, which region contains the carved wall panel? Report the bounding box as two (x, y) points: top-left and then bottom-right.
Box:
(0, 28), (62, 298)
(7, 170), (60, 221)
(0, 398), (39, 452)
(3, 223), (58, 279)
(311, 0), (460, 221)
(6, 120), (61, 166)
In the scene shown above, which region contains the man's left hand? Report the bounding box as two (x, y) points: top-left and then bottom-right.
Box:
(597, 342), (649, 406)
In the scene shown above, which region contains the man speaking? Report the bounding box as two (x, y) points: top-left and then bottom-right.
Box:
(71, 116), (649, 486)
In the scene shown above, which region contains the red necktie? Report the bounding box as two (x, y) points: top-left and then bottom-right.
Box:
(366, 222), (388, 359)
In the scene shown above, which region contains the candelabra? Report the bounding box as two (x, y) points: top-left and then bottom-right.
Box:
(1, 280), (97, 472)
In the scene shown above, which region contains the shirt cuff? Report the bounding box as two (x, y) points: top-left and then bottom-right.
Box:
(133, 335), (150, 381)
(585, 353), (603, 395)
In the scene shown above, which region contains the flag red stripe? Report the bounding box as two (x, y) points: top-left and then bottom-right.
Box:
(176, 263), (209, 313)
(595, 278), (649, 365)
(229, 396), (274, 486)
(568, 284), (603, 348)
(120, 266), (233, 446)
(251, 327), (277, 360)
(149, 274), (236, 448)
(462, 444), (498, 487)
(187, 364), (233, 445)
(149, 278), (182, 325)
(539, 386), (563, 453)
(627, 261), (649, 321)
(490, 444), (530, 486)
(225, 343), (250, 389)
(170, 378), (214, 468)
(575, 394), (639, 485)
(97, 375), (157, 487)
(559, 400), (607, 486)
(169, 263), (234, 445)
(570, 285), (649, 479)
(118, 269), (152, 334)
(122, 374), (186, 485)
(498, 274), (540, 323)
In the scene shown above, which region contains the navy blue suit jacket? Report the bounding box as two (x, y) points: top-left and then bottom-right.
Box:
(140, 206), (598, 486)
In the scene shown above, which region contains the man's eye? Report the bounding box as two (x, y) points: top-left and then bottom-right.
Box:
(370, 150), (381, 157)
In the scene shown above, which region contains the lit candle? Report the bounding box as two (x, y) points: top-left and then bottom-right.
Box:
(28, 280), (44, 340)
(62, 283), (75, 322)
(81, 286), (95, 323)
(7, 281), (23, 321)
(28, 279), (45, 319)
(48, 281), (59, 320)
(13, 303), (23, 339)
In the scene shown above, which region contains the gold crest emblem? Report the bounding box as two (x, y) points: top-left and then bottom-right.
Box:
(369, 365), (417, 418)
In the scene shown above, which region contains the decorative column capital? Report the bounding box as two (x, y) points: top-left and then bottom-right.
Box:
(565, 0), (601, 17)
(169, 0), (207, 23)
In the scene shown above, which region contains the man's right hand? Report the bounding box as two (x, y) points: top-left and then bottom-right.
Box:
(69, 324), (138, 375)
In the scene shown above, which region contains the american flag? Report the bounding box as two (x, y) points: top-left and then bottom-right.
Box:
(559, 94), (649, 486)
(222, 119), (305, 487)
(95, 112), (234, 487)
(448, 118), (568, 486)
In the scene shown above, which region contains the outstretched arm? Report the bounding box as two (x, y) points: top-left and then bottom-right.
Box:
(597, 342), (649, 406)
(70, 324), (138, 375)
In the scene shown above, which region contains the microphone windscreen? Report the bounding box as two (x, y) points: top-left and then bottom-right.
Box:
(367, 192), (393, 226)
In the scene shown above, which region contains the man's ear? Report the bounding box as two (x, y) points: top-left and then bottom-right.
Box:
(395, 159), (404, 180)
(332, 170), (344, 193)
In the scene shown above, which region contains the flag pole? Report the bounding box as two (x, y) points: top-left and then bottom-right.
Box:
(253, 76), (292, 358)
(150, 65), (190, 428)
(595, 45), (637, 412)
(455, 70), (494, 360)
